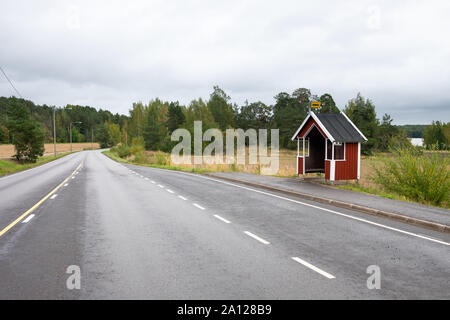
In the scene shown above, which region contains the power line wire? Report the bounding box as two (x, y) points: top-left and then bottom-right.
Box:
(0, 66), (23, 98)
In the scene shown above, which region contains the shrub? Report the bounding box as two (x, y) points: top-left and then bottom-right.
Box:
(133, 151), (147, 163)
(130, 136), (145, 155)
(11, 123), (45, 163)
(371, 147), (450, 206)
(131, 136), (145, 147)
(116, 144), (131, 158)
(155, 151), (168, 165)
(130, 144), (144, 155)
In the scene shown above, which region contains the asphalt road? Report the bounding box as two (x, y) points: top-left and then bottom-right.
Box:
(0, 150), (449, 299)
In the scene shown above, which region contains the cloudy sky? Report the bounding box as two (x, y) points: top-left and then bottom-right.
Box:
(1, 0), (449, 124)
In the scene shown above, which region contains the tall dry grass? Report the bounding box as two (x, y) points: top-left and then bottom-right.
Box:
(113, 144), (299, 176)
(371, 148), (450, 206)
(0, 143), (99, 158)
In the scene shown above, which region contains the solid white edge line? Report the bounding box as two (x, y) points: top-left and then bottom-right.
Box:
(214, 214), (231, 224)
(193, 203), (205, 210)
(50, 194), (58, 200)
(166, 171), (449, 247)
(178, 195), (187, 200)
(292, 257), (335, 279)
(22, 214), (35, 223)
(244, 231), (270, 245)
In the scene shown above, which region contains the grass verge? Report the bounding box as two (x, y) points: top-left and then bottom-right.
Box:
(334, 179), (449, 210)
(0, 152), (74, 177)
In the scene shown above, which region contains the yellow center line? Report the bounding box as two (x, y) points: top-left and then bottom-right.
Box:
(0, 162), (83, 238)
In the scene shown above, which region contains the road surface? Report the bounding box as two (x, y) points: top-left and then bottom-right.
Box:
(0, 150), (449, 299)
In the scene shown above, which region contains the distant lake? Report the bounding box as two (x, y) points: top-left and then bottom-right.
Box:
(410, 138), (424, 147)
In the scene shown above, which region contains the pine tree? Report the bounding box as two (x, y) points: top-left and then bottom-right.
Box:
(6, 97), (45, 162)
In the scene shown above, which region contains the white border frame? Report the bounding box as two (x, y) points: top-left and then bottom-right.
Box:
(310, 112), (335, 142)
(326, 142), (346, 161)
(357, 142), (361, 180)
(297, 137), (310, 158)
(291, 113), (335, 142)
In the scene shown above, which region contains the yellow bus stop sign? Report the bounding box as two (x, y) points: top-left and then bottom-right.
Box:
(311, 102), (321, 108)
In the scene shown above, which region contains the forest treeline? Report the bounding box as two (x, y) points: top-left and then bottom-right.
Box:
(0, 96), (127, 145)
(1, 86), (449, 161)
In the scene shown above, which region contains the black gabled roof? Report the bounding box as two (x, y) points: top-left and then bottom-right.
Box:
(316, 113), (366, 143)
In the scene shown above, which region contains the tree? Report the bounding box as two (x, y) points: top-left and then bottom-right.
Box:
(128, 102), (146, 139)
(121, 121), (129, 145)
(397, 124), (426, 138)
(443, 122), (450, 149)
(143, 103), (162, 150)
(97, 123), (112, 148)
(272, 89), (310, 148)
(207, 86), (235, 131)
(235, 101), (272, 130)
(344, 93), (379, 154)
(377, 114), (411, 151)
(0, 125), (8, 143)
(424, 121), (447, 150)
(317, 93), (339, 114)
(71, 126), (84, 143)
(292, 88), (311, 106)
(0, 97), (124, 144)
(108, 123), (121, 145)
(6, 98), (45, 162)
(167, 102), (186, 133)
(184, 98), (217, 131)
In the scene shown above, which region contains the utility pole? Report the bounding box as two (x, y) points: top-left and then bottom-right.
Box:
(69, 123), (72, 152)
(53, 106), (56, 157)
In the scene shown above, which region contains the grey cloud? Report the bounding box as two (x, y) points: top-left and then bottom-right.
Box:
(0, 0), (449, 124)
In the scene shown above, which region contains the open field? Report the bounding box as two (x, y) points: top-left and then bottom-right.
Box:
(0, 152), (73, 177)
(0, 143), (99, 158)
(110, 147), (299, 176)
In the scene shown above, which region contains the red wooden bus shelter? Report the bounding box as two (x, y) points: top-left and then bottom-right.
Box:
(291, 111), (367, 181)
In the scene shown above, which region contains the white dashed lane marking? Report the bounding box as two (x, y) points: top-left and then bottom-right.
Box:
(244, 231), (270, 245)
(214, 215), (231, 224)
(50, 194), (58, 200)
(178, 195), (187, 200)
(22, 214), (35, 223)
(193, 203), (205, 210)
(166, 189), (174, 194)
(292, 257), (335, 279)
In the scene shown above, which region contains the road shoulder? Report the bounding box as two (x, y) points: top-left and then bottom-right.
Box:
(204, 172), (450, 234)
